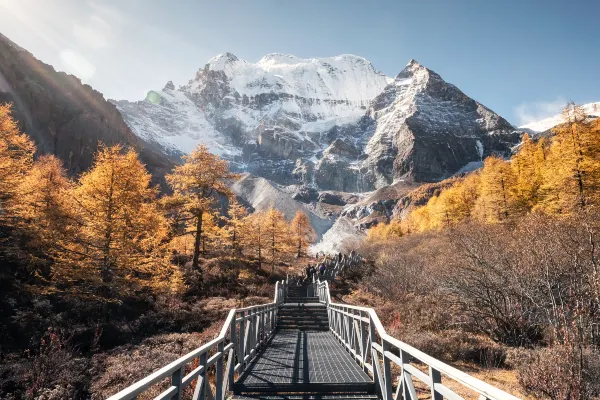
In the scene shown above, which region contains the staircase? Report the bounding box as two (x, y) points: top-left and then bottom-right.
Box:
(233, 283), (375, 399)
(106, 276), (521, 400)
(277, 285), (329, 331)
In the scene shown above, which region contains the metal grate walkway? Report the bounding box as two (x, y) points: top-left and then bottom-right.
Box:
(234, 331), (373, 393)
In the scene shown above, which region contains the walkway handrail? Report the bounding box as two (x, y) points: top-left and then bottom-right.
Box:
(313, 278), (520, 400)
(107, 280), (287, 400)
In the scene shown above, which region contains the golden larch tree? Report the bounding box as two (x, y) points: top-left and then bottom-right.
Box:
(473, 156), (516, 223)
(224, 200), (249, 256)
(69, 145), (170, 293)
(290, 210), (314, 257)
(539, 103), (600, 212)
(166, 145), (239, 270)
(244, 211), (267, 268)
(0, 103), (35, 217)
(14, 155), (75, 260)
(263, 207), (291, 272)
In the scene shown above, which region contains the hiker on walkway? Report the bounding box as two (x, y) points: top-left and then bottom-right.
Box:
(305, 264), (313, 281)
(319, 262), (326, 276)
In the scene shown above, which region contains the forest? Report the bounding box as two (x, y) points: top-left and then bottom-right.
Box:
(359, 103), (600, 399)
(0, 103), (315, 399)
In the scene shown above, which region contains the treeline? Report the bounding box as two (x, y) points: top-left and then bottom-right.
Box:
(0, 103), (314, 300)
(370, 102), (600, 239)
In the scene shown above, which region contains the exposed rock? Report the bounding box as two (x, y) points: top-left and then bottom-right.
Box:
(164, 80), (175, 90)
(317, 192), (347, 206)
(291, 186), (319, 203)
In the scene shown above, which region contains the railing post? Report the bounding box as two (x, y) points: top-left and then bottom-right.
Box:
(429, 366), (442, 400)
(369, 316), (381, 397)
(238, 310), (246, 371)
(216, 340), (224, 400)
(382, 340), (394, 400)
(170, 366), (183, 400)
(198, 352), (207, 400)
(399, 349), (411, 400)
(229, 315), (236, 392)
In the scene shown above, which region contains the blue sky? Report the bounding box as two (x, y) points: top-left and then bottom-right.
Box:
(0, 0), (598, 125)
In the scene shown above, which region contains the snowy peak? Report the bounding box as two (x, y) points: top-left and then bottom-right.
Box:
(519, 102), (600, 133)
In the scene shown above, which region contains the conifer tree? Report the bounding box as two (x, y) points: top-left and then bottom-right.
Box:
(511, 134), (544, 213)
(263, 207), (291, 272)
(245, 211), (267, 268)
(14, 155), (75, 259)
(473, 156), (516, 223)
(539, 103), (600, 212)
(224, 200), (248, 255)
(290, 210), (314, 257)
(0, 104), (35, 217)
(166, 145), (238, 270)
(67, 145), (169, 293)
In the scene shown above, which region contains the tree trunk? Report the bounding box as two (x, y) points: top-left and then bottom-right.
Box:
(192, 210), (203, 270)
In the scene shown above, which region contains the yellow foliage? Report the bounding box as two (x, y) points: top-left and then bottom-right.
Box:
(64, 145), (172, 293)
(165, 144), (239, 269)
(371, 102), (600, 240)
(290, 210), (314, 257)
(0, 103), (35, 214)
(14, 155), (75, 256)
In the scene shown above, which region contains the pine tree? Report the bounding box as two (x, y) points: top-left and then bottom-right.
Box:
(290, 210), (314, 257)
(67, 145), (170, 294)
(0, 103), (35, 217)
(166, 145), (239, 270)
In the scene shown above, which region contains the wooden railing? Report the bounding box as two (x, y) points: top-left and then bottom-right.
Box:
(314, 279), (521, 400)
(107, 280), (287, 400)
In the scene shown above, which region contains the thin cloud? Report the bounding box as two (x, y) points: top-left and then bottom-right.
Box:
(514, 97), (567, 125)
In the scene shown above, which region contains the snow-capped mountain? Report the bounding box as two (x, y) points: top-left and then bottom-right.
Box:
(113, 54), (520, 191)
(519, 102), (600, 133)
(113, 53), (390, 158)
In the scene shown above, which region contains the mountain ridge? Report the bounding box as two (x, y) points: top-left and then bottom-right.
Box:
(113, 53), (520, 191)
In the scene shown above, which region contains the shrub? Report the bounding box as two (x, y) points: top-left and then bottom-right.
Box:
(518, 345), (600, 400)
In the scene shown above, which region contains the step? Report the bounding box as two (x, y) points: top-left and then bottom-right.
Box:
(233, 382), (375, 394)
(233, 395), (379, 400)
(276, 325), (330, 330)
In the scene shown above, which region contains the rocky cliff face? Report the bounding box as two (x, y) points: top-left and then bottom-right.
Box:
(114, 55), (520, 191)
(315, 60), (520, 190)
(0, 33), (172, 179)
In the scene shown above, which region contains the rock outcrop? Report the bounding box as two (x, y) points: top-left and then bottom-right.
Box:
(0, 33), (172, 181)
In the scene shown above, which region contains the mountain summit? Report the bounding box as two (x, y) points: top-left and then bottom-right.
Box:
(113, 54), (520, 191)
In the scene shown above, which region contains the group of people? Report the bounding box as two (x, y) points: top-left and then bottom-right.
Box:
(303, 250), (359, 282)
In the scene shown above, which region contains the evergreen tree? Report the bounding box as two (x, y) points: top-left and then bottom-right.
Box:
(166, 145), (238, 270)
